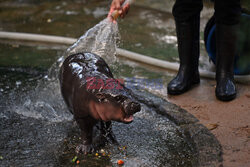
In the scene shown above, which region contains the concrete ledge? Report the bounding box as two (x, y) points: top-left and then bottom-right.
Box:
(135, 92), (223, 167)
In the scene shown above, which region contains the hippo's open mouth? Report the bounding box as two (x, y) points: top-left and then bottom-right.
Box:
(123, 115), (134, 123)
(122, 100), (141, 123)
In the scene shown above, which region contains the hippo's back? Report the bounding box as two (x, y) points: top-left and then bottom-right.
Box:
(63, 53), (112, 76)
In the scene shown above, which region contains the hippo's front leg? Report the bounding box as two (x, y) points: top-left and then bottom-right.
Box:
(75, 116), (96, 154)
(101, 121), (118, 144)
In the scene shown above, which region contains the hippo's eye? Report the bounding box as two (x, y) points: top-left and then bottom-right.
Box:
(96, 93), (106, 101)
(115, 95), (125, 102)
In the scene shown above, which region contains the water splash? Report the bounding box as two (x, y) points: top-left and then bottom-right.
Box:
(10, 76), (73, 122)
(63, 18), (119, 65)
(46, 18), (120, 80)
(4, 17), (121, 123)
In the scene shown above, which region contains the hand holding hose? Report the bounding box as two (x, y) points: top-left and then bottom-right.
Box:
(108, 0), (131, 23)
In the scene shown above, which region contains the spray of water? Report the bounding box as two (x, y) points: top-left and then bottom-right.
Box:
(11, 18), (120, 122)
(62, 18), (119, 66)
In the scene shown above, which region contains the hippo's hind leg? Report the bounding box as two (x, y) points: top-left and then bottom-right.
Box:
(75, 116), (97, 154)
(101, 121), (118, 144)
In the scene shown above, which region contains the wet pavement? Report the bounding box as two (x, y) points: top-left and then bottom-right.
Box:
(0, 54), (195, 166)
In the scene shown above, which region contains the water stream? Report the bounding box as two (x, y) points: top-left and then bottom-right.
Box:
(65, 18), (119, 64)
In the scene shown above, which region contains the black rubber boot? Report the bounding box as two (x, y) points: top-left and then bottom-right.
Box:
(215, 24), (238, 101)
(167, 15), (200, 95)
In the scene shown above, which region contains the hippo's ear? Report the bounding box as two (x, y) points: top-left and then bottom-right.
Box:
(96, 93), (111, 102)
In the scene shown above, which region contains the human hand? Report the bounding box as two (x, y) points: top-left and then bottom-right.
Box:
(108, 0), (130, 23)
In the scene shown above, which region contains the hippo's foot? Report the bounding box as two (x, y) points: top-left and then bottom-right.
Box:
(75, 144), (95, 154)
(92, 132), (118, 150)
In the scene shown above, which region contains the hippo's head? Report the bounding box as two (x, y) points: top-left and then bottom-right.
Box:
(95, 92), (141, 123)
(114, 94), (141, 122)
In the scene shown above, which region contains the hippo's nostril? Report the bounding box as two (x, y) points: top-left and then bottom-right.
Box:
(131, 102), (140, 111)
(127, 102), (141, 114)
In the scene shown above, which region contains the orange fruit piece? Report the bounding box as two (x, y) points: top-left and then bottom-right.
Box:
(117, 159), (124, 165)
(76, 160), (80, 164)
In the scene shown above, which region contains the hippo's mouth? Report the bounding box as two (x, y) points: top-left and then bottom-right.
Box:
(122, 100), (141, 123)
(123, 101), (141, 115)
(123, 115), (134, 123)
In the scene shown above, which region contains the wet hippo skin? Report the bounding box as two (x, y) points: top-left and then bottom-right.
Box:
(59, 52), (141, 154)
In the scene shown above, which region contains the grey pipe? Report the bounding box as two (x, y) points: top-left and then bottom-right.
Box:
(0, 31), (249, 83)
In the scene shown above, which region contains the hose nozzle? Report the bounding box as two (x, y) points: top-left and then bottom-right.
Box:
(111, 0), (133, 20)
(111, 10), (120, 20)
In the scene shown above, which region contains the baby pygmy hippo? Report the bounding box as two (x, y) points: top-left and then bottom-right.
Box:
(59, 52), (141, 154)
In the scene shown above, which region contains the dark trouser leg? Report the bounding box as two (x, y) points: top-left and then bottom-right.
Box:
(168, 0), (202, 95)
(214, 0), (241, 101)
